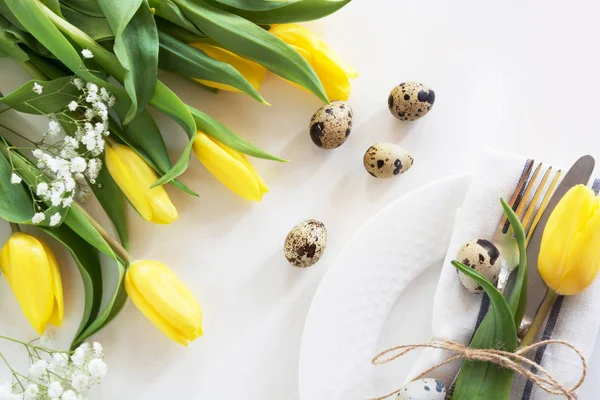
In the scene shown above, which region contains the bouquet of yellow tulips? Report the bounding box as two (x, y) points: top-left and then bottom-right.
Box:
(0, 0), (356, 347)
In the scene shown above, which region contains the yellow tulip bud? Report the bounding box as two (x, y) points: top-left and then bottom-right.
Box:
(124, 260), (203, 346)
(539, 185), (600, 295)
(269, 24), (358, 101)
(0, 233), (64, 334)
(193, 131), (269, 201)
(105, 143), (178, 224)
(189, 43), (266, 92)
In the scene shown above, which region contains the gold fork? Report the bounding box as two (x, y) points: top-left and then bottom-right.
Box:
(494, 160), (562, 295)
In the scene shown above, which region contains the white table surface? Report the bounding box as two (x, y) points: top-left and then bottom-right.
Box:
(2, 0), (600, 398)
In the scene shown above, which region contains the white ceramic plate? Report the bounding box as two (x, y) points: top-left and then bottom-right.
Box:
(298, 174), (471, 400)
(298, 174), (600, 400)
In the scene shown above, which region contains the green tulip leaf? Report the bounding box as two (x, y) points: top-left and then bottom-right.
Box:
(0, 76), (79, 114)
(155, 17), (207, 42)
(158, 31), (266, 104)
(97, 0), (158, 123)
(40, 224), (103, 342)
(149, 0), (205, 36)
(452, 260), (518, 400)
(72, 259), (127, 347)
(0, 148), (35, 223)
(188, 106), (287, 162)
(502, 198), (528, 327)
(39, 0), (62, 16)
(210, 0), (353, 24)
(59, 0), (104, 17)
(0, 16), (30, 61)
(173, 0), (328, 102)
(205, 0), (294, 11)
(61, 6), (115, 42)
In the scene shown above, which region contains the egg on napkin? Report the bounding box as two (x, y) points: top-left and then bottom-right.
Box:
(456, 239), (501, 293)
(284, 219), (327, 267)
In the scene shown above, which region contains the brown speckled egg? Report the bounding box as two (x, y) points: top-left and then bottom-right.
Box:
(284, 219), (327, 268)
(388, 81), (435, 121)
(363, 143), (413, 179)
(456, 239), (501, 293)
(309, 101), (353, 149)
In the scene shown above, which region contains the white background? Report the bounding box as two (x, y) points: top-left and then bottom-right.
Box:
(2, 0), (600, 398)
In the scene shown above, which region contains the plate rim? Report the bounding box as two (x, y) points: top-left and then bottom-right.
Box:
(298, 173), (471, 400)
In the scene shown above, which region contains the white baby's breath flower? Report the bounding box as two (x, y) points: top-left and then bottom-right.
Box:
(86, 82), (98, 93)
(48, 120), (61, 136)
(29, 360), (49, 380)
(32, 82), (43, 95)
(47, 382), (63, 399)
(32, 149), (44, 159)
(107, 95), (116, 107)
(32, 212), (45, 225)
(67, 101), (78, 112)
(84, 108), (96, 120)
(49, 212), (61, 227)
(10, 173), (22, 184)
(88, 358), (107, 381)
(71, 373), (90, 392)
(36, 182), (49, 196)
(92, 342), (103, 358)
(81, 49), (94, 59)
(70, 157), (87, 173)
(50, 191), (63, 207)
(62, 197), (73, 208)
(24, 383), (39, 400)
(52, 353), (69, 367)
(73, 78), (84, 90)
(61, 390), (77, 400)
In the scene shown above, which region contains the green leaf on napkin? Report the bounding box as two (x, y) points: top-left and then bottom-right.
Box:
(451, 199), (528, 400)
(0, 76), (79, 114)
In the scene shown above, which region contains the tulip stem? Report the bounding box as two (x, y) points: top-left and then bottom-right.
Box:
(74, 204), (132, 264)
(520, 289), (559, 348)
(9, 223), (20, 234)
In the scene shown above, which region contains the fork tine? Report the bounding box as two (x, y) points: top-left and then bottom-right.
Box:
(514, 162), (543, 219)
(494, 160), (535, 237)
(521, 166), (552, 234)
(525, 169), (562, 246)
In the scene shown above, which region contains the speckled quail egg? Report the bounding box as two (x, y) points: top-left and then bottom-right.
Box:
(388, 81), (435, 121)
(456, 239), (501, 293)
(364, 143), (413, 179)
(396, 378), (446, 400)
(309, 101), (353, 149)
(284, 219), (327, 268)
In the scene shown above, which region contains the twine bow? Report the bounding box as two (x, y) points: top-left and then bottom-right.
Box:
(370, 338), (587, 400)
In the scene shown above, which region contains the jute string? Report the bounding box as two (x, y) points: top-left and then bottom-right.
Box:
(369, 338), (586, 400)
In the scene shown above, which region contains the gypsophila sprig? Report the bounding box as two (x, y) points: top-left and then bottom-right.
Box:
(6, 75), (115, 225)
(0, 336), (107, 400)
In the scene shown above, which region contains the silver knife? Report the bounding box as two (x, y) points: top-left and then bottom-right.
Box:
(522, 155), (596, 329)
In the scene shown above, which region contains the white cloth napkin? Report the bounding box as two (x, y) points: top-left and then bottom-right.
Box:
(408, 149), (600, 399)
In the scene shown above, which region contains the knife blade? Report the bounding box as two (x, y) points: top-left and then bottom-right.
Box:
(524, 155), (596, 322)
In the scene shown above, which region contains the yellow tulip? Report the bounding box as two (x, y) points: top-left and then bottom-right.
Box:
(105, 143), (178, 224)
(124, 260), (203, 346)
(269, 24), (358, 101)
(538, 184), (600, 295)
(0, 233), (63, 334)
(193, 131), (269, 201)
(189, 42), (266, 92)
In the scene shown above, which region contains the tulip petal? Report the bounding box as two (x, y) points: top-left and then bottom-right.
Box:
(269, 24), (356, 101)
(193, 132), (262, 201)
(43, 241), (64, 327)
(212, 140), (269, 196)
(190, 43), (266, 92)
(128, 261), (203, 342)
(7, 233), (54, 334)
(539, 185), (600, 294)
(0, 241), (13, 284)
(125, 269), (191, 346)
(106, 145), (178, 224)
